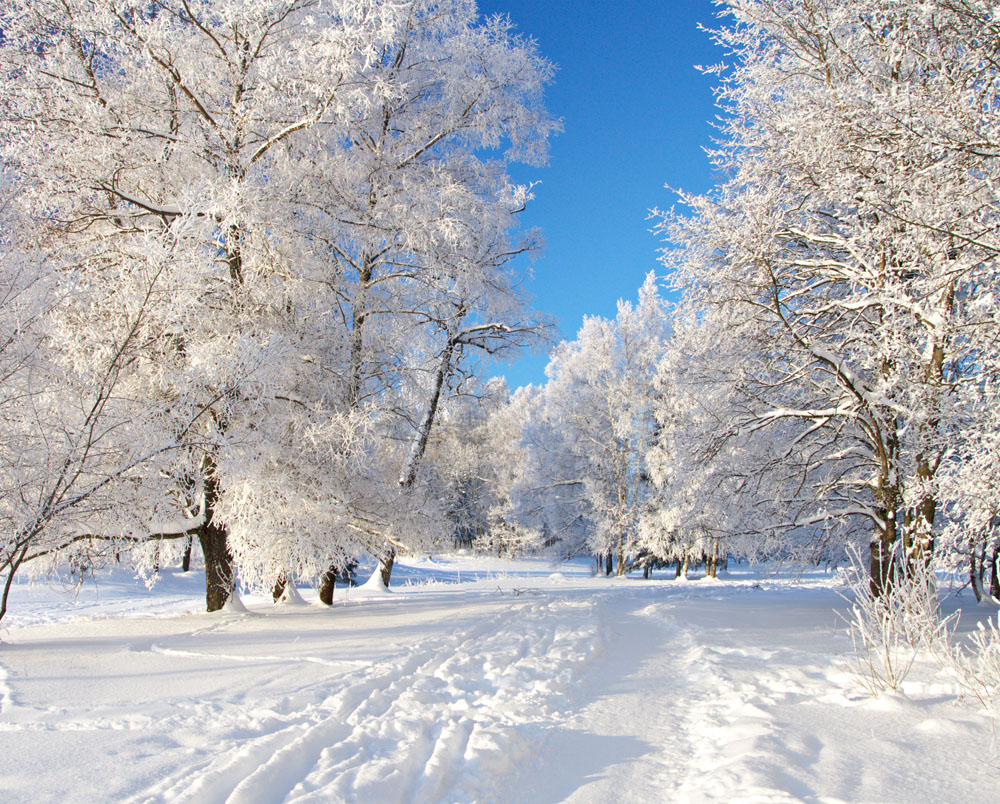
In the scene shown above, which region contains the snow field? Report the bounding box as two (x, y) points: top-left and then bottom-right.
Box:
(645, 592), (995, 804)
(1, 559), (998, 803)
(1, 561), (605, 803)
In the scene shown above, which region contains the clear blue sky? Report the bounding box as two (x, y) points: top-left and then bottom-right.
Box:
(476, 0), (722, 388)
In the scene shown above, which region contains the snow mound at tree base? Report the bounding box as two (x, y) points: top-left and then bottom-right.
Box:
(352, 568), (392, 596)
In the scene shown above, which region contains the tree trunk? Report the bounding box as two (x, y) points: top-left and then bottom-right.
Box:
(0, 537), (32, 625)
(682, 552), (689, 578)
(991, 546), (1000, 601)
(398, 339), (456, 489)
(616, 533), (626, 576)
(643, 564), (650, 580)
(870, 496), (899, 598)
(869, 534), (894, 599)
(384, 337), (459, 589)
(272, 575), (287, 603)
(604, 549), (613, 576)
(198, 522), (233, 612)
(318, 567), (336, 605)
(379, 550), (395, 588)
(907, 285), (950, 570)
(197, 468), (233, 612)
(182, 535), (193, 572)
(675, 558), (682, 579)
(908, 459), (937, 571)
(970, 551), (984, 602)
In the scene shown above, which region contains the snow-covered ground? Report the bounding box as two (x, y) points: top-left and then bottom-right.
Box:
(1, 556), (997, 803)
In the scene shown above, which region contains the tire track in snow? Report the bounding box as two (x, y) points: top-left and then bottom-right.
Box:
(134, 595), (600, 804)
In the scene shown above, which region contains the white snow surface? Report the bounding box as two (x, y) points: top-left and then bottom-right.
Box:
(1, 556), (998, 803)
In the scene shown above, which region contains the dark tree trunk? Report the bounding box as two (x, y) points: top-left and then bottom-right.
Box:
(398, 339), (456, 488)
(870, 500), (898, 598)
(643, 564), (650, 580)
(1, 538), (32, 625)
(991, 546), (1000, 601)
(182, 535), (193, 572)
(197, 469), (233, 612)
(318, 568), (336, 605)
(379, 550), (395, 587)
(604, 549), (613, 576)
(273, 575), (287, 603)
(198, 522), (233, 612)
(675, 558), (682, 579)
(869, 535), (894, 599)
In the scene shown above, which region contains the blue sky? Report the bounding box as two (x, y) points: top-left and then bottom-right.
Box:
(475, 0), (722, 388)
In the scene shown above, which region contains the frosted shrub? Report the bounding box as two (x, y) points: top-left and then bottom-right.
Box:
(945, 615), (1000, 708)
(841, 547), (954, 696)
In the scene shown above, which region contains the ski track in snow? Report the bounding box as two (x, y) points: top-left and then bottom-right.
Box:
(128, 597), (601, 804)
(631, 594), (997, 804)
(514, 588), (999, 803)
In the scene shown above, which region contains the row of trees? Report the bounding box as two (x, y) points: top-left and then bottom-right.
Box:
(5, 0), (998, 616)
(467, 0), (1000, 597)
(656, 0), (1000, 594)
(0, 0), (557, 617)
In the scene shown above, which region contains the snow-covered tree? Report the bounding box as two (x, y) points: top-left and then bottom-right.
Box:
(2, 0), (386, 608)
(516, 274), (669, 574)
(302, 1), (556, 584)
(656, 0), (1000, 590)
(506, 383), (592, 560)
(422, 379), (541, 556)
(1, 0), (556, 607)
(0, 171), (217, 621)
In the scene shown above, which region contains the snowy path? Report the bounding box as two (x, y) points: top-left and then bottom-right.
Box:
(0, 560), (998, 802)
(137, 594), (601, 804)
(517, 584), (996, 803)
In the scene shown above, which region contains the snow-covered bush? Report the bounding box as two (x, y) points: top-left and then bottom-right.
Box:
(945, 615), (1000, 709)
(841, 548), (954, 696)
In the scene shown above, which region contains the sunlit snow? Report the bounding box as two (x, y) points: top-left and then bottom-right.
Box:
(1, 557), (996, 803)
